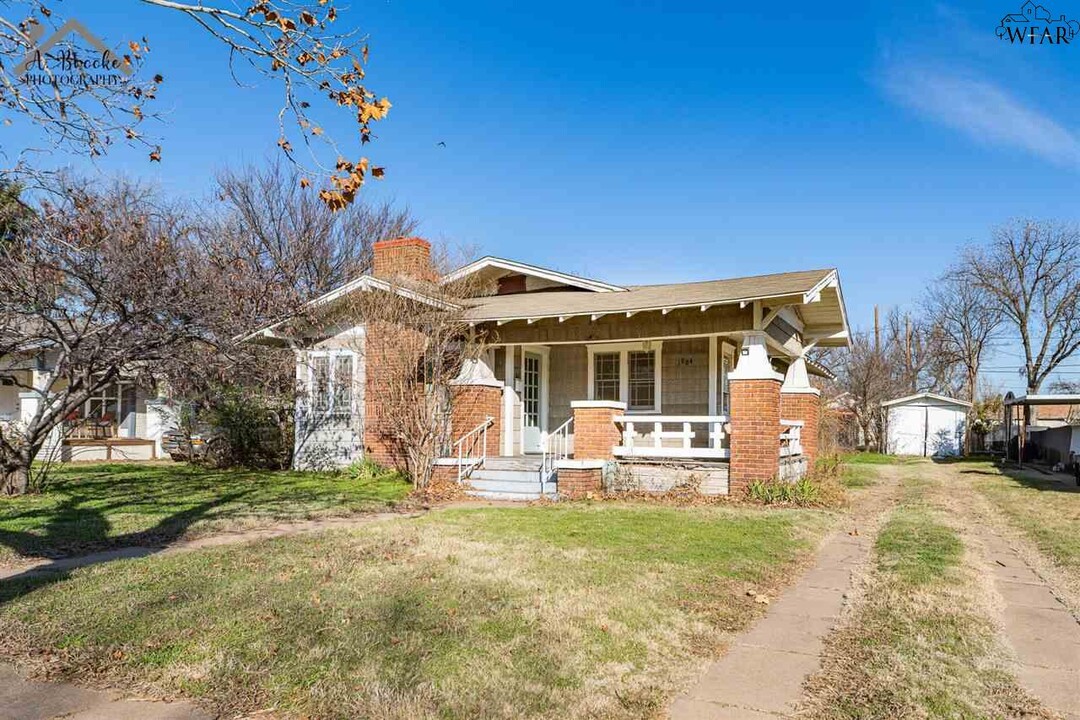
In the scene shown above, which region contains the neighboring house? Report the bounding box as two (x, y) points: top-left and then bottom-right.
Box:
(882, 392), (970, 457)
(247, 237), (851, 499)
(0, 350), (168, 461)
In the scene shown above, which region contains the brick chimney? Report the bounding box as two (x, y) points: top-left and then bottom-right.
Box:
(372, 237), (435, 282)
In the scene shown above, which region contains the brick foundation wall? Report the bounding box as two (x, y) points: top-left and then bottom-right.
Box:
(729, 377), (782, 492)
(450, 384), (501, 457)
(372, 237), (437, 282)
(430, 464), (458, 486)
(780, 391), (821, 466)
(571, 403), (625, 460)
(558, 467), (602, 497)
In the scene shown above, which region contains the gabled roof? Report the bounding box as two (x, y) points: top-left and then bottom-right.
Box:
(241, 275), (458, 345)
(881, 392), (972, 408)
(441, 256), (627, 293)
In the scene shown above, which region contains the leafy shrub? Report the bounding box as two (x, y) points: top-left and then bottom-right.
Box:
(344, 458), (390, 483)
(200, 387), (290, 469)
(747, 478), (821, 506)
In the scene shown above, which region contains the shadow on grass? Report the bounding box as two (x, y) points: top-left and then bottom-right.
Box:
(941, 459), (1080, 494)
(0, 490), (251, 607)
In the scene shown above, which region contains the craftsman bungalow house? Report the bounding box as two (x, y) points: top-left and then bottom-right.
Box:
(247, 237), (850, 499)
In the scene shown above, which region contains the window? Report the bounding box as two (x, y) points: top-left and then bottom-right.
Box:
(312, 356), (330, 412)
(333, 355), (353, 417)
(308, 352), (354, 417)
(87, 384), (119, 422)
(587, 343), (662, 411)
(593, 352), (620, 402)
(628, 351), (655, 411)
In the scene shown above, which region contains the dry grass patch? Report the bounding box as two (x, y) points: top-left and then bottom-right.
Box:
(0, 502), (832, 720)
(798, 467), (1051, 720)
(968, 461), (1080, 600)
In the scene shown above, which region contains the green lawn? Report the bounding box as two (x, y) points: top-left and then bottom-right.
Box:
(0, 462), (411, 564)
(0, 503), (833, 720)
(800, 465), (1046, 719)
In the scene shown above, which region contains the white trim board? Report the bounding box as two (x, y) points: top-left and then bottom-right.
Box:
(441, 256), (627, 293)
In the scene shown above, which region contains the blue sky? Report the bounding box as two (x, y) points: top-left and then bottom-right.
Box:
(4, 0), (1080, 391)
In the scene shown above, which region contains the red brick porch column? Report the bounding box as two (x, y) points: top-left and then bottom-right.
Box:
(780, 391), (820, 465)
(560, 400), (625, 498)
(449, 384), (502, 458)
(571, 400), (625, 461)
(728, 332), (783, 492)
(780, 356), (821, 465)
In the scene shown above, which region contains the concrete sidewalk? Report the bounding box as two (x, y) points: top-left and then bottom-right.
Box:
(0, 511), (421, 582)
(978, 531), (1080, 720)
(0, 665), (213, 720)
(669, 477), (896, 719)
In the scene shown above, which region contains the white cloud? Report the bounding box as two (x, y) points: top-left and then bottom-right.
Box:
(882, 64), (1080, 169)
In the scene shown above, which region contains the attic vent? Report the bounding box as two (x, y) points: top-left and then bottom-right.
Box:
(497, 274), (527, 295)
(0, 376), (13, 387)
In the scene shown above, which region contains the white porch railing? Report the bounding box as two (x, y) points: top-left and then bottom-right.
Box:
(454, 417), (494, 482)
(613, 415), (730, 459)
(780, 420), (804, 458)
(541, 416), (573, 481)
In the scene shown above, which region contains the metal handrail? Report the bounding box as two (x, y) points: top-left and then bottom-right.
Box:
(541, 417), (573, 481)
(454, 417), (494, 483)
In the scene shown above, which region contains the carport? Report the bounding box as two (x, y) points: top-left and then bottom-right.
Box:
(1003, 392), (1080, 468)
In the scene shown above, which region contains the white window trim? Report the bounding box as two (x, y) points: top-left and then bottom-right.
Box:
(586, 341), (662, 413)
(305, 349), (357, 418)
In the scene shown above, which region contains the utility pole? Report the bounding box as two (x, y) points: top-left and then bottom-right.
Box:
(905, 315), (913, 391)
(874, 305), (880, 354)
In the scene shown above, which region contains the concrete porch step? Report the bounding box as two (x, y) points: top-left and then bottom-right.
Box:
(465, 462), (557, 501)
(482, 456), (545, 472)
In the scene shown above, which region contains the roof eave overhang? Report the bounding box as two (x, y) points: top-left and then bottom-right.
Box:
(239, 275), (460, 346)
(466, 284), (840, 327)
(442, 256), (627, 293)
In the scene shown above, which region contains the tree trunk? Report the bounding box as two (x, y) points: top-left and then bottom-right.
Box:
(2, 462), (30, 495)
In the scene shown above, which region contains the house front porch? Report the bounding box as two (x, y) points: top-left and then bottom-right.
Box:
(436, 331), (818, 498)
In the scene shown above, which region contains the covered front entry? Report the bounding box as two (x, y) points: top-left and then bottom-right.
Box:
(491, 337), (738, 458)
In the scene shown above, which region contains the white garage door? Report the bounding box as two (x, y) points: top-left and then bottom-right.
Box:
(889, 406), (926, 456)
(926, 406), (962, 456)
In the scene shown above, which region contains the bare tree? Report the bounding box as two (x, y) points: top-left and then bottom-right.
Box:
(0, 177), (215, 493)
(828, 332), (901, 452)
(281, 252), (488, 487)
(1, 0), (390, 208)
(883, 308), (958, 395)
(160, 160), (419, 466)
(965, 220), (1080, 425)
(924, 265), (1002, 452)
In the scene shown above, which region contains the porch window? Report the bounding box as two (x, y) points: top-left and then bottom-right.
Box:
(593, 352), (620, 402)
(628, 351), (655, 411)
(587, 342), (662, 412)
(307, 351), (355, 417)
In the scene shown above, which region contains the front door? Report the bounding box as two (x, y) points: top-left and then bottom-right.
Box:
(522, 351), (543, 453)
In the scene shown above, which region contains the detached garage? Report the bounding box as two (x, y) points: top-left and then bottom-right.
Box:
(882, 392), (971, 457)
